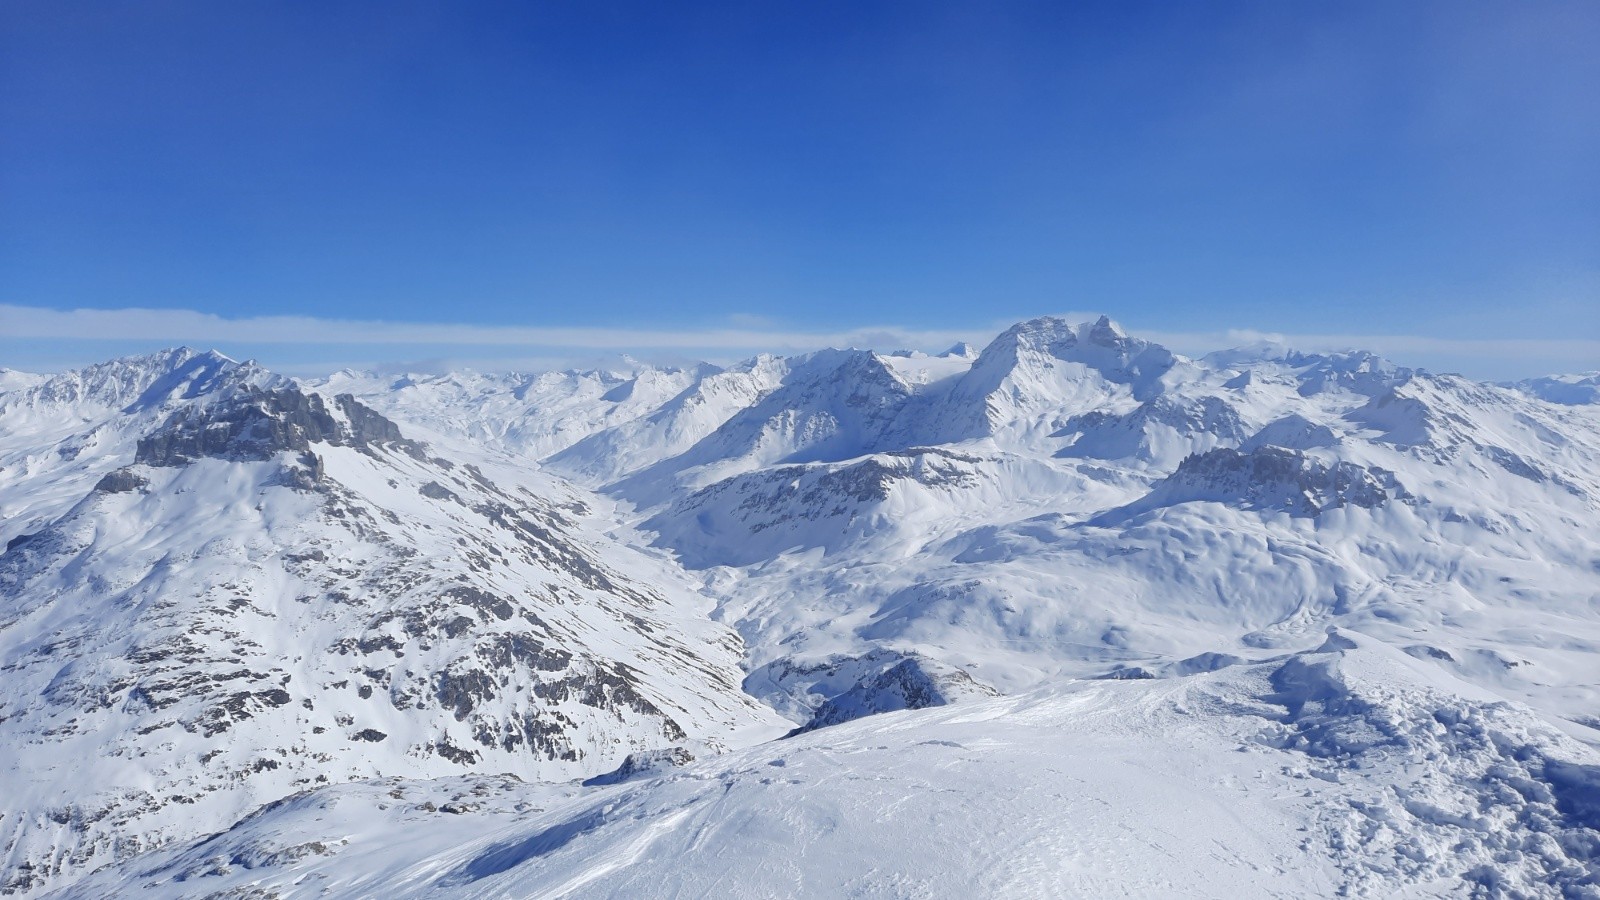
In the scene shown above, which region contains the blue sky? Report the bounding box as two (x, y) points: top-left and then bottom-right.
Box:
(1, 1), (1596, 377)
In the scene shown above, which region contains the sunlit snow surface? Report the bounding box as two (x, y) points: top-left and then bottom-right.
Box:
(61, 637), (1600, 898)
(5, 318), (1600, 897)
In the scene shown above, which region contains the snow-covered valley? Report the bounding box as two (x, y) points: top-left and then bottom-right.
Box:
(3, 317), (1598, 898)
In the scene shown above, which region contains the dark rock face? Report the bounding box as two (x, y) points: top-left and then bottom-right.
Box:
(135, 387), (424, 467)
(93, 468), (149, 494)
(583, 746), (695, 786)
(333, 394), (410, 448)
(1103, 446), (1410, 521)
(685, 448), (979, 528)
(786, 655), (992, 736)
(420, 481), (461, 503)
(734, 455), (951, 513)
(4, 533), (39, 552)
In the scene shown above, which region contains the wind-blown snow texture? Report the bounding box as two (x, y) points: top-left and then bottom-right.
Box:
(3, 318), (1599, 898)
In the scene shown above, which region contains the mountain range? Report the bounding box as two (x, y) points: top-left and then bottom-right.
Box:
(2, 317), (1598, 898)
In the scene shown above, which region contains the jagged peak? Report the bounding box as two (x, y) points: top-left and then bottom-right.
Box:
(1088, 314), (1128, 344)
(981, 315), (1156, 357)
(4, 346), (257, 413)
(86, 345), (230, 374)
(776, 346), (912, 388)
(135, 383), (426, 467)
(995, 314), (1079, 343)
(1206, 342), (1406, 375)
(967, 315), (1176, 392)
(1203, 340), (1418, 400)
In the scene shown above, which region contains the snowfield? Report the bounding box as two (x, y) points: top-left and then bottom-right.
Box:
(58, 636), (1600, 899)
(3, 317), (1599, 897)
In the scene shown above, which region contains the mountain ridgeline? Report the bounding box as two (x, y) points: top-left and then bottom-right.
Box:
(0, 352), (783, 896)
(3, 318), (1599, 897)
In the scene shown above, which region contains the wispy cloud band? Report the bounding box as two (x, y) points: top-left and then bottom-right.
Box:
(0, 304), (976, 353)
(1, 304), (1595, 377)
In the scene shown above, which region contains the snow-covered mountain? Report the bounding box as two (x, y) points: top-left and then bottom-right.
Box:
(397, 317), (1594, 728)
(4, 317), (1600, 897)
(0, 351), (783, 896)
(1510, 371), (1600, 406)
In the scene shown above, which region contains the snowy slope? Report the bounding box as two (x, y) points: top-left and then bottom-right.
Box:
(57, 635), (1600, 899)
(320, 318), (1600, 733)
(6, 317), (1600, 897)
(598, 321), (1600, 736)
(0, 358), (785, 896)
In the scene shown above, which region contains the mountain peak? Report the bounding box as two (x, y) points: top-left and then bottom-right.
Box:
(1004, 314), (1077, 339)
(1089, 315), (1127, 344)
(990, 315), (1140, 355)
(3, 346), (253, 414)
(126, 346), (236, 371)
(977, 315), (1175, 382)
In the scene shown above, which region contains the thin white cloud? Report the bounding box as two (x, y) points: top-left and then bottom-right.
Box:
(0, 304), (980, 354)
(1, 304), (1594, 378)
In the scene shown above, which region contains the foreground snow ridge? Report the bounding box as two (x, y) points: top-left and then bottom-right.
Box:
(61, 637), (1600, 899)
(2, 317), (1598, 898)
